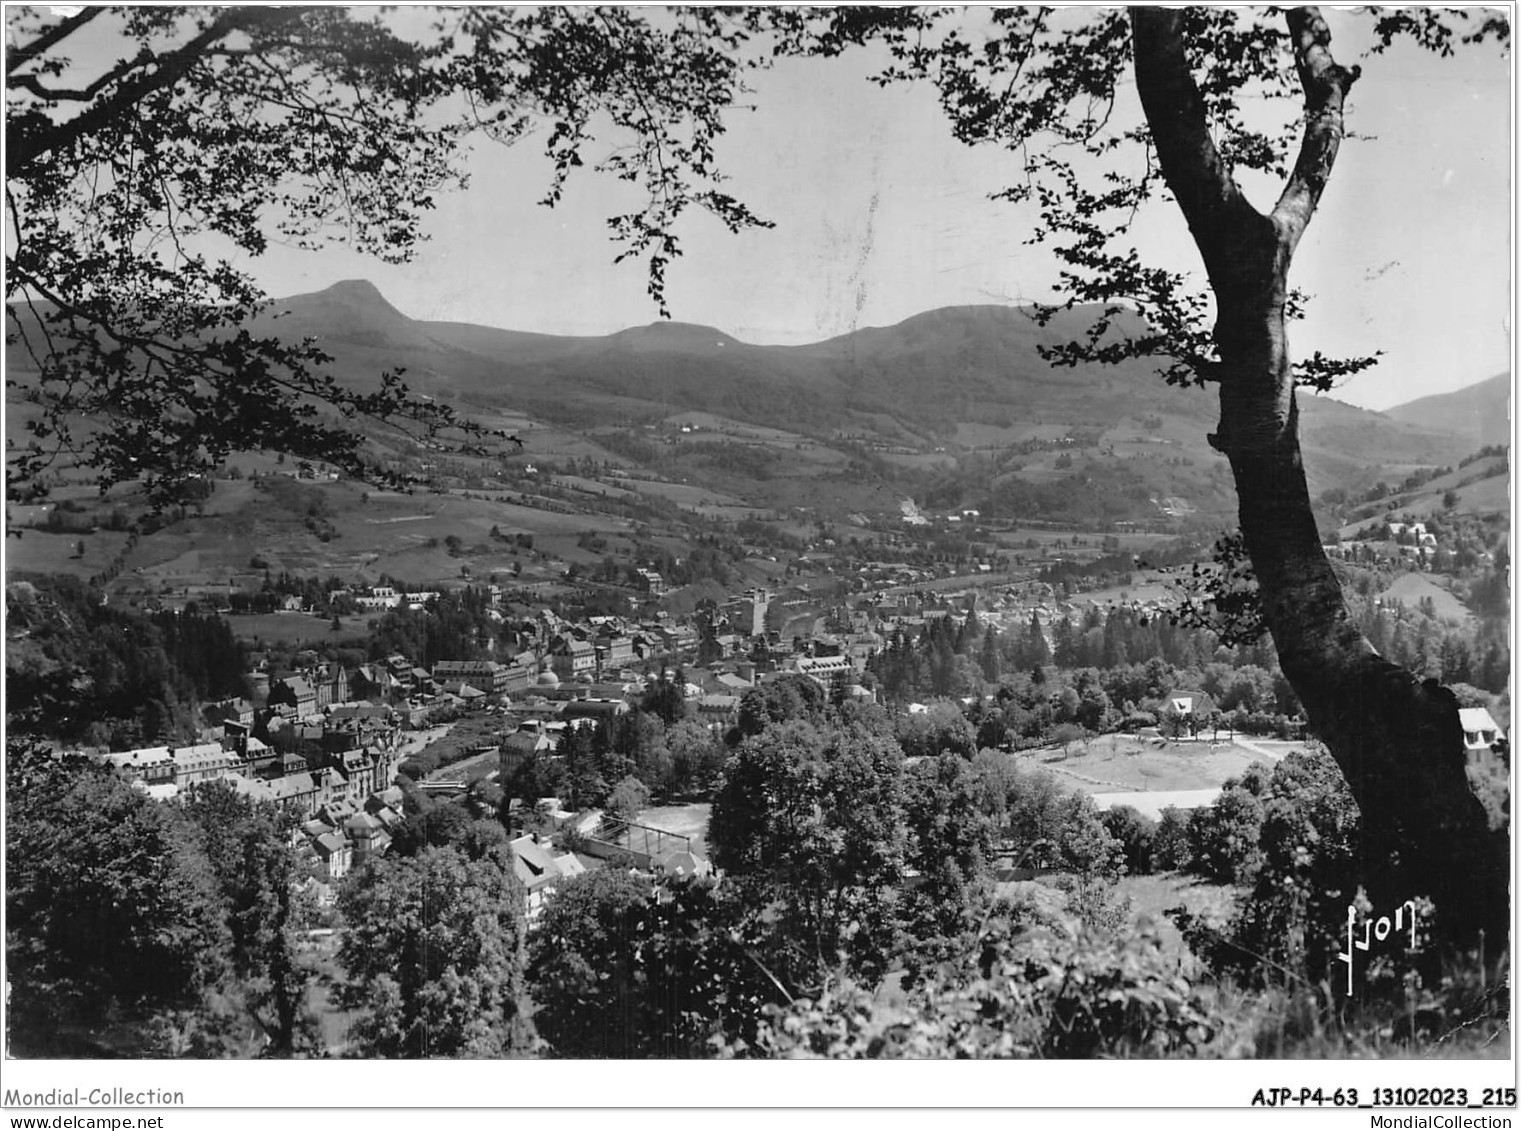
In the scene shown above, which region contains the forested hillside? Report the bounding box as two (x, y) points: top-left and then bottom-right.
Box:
(7, 576), (248, 747)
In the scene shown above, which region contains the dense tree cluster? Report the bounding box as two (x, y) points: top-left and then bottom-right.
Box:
(867, 605), (1323, 745)
(516, 699), (1145, 1055)
(7, 575), (248, 747)
(494, 702), (726, 818)
(337, 845), (535, 1058)
(528, 869), (777, 1058)
(7, 755), (315, 1056)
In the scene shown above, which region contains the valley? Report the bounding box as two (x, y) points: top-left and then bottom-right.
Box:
(7, 280), (1505, 606)
(6, 281), (1510, 1066)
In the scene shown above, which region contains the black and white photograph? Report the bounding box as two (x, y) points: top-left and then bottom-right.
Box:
(1, 1), (1513, 1122)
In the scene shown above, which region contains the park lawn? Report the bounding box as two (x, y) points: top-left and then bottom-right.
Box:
(1037, 733), (1270, 793)
(1067, 573), (1179, 605)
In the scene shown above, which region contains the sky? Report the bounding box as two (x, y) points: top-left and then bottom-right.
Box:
(54, 5), (1517, 412)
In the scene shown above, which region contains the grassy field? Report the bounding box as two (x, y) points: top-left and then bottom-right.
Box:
(881, 452), (957, 472)
(624, 479), (750, 509)
(990, 528), (1177, 554)
(1378, 572), (1475, 624)
(1033, 733), (1288, 793)
(1449, 472), (1508, 515)
(11, 473), (647, 589)
(5, 528), (135, 578)
(692, 503), (773, 521)
(1068, 575), (1180, 605)
(226, 611), (370, 647)
(664, 411), (808, 443)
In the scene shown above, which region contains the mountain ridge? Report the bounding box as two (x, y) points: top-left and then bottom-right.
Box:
(1381, 373), (1511, 451)
(268, 281), (1499, 439)
(5, 279), (1496, 520)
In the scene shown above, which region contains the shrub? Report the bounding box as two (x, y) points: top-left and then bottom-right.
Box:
(1052, 873), (1133, 936)
(1185, 770), (1269, 884)
(604, 774), (651, 825)
(1174, 749), (1376, 996)
(1215, 750), (1365, 989)
(1150, 806), (1192, 871)
(742, 921), (1216, 1059)
(1049, 722), (1086, 755)
(1100, 805), (1157, 875)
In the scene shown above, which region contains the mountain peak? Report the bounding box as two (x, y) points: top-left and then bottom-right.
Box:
(268, 278), (427, 347)
(280, 278), (402, 313)
(610, 320), (741, 349)
(323, 278), (389, 304)
(288, 278), (411, 324)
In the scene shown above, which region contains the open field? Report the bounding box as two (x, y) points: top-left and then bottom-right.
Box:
(9, 475), (645, 584)
(1336, 457), (1509, 528)
(480, 417), (629, 464)
(1378, 572), (1475, 624)
(5, 528), (135, 578)
(1066, 572), (1181, 606)
(692, 504), (773, 521)
(226, 611), (370, 647)
(373, 492), (630, 540)
(1447, 473), (1508, 515)
(989, 528), (1177, 553)
(663, 411), (809, 443)
(881, 452), (957, 472)
(950, 422), (1032, 448)
(623, 478), (750, 509)
(551, 474), (640, 501)
(1031, 733), (1293, 794)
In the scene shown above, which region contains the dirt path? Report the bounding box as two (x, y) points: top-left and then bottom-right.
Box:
(1231, 736), (1291, 763)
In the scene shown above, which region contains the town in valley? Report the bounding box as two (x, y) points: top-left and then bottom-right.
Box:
(4, 4), (1510, 1069)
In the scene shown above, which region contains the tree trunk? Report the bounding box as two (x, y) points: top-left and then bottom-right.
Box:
(1131, 6), (1507, 943)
